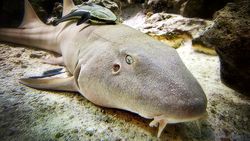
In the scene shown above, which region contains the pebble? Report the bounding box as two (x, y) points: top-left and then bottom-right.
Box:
(103, 116), (112, 123)
(115, 137), (122, 141)
(235, 115), (240, 120)
(20, 87), (26, 91)
(0, 50), (6, 53)
(30, 53), (43, 58)
(13, 60), (22, 64)
(72, 128), (78, 133)
(0, 76), (6, 79)
(14, 53), (22, 58)
(8, 127), (18, 136)
(85, 127), (95, 136)
(55, 132), (64, 138)
(220, 137), (230, 141)
(243, 117), (248, 122)
(210, 109), (216, 114)
(11, 89), (17, 93)
(21, 64), (28, 68)
(69, 115), (74, 119)
(0, 63), (6, 67)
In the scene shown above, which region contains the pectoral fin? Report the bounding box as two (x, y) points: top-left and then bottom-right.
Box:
(19, 76), (78, 92)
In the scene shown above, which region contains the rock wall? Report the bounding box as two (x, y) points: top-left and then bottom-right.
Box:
(192, 1), (250, 95)
(181, 0), (234, 19)
(0, 0), (237, 27)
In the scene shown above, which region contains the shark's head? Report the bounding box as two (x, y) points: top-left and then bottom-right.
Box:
(75, 26), (207, 137)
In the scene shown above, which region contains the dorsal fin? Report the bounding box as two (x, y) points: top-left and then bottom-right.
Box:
(63, 0), (75, 16)
(19, 0), (45, 28)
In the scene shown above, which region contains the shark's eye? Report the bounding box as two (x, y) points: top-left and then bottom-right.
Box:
(125, 55), (134, 65)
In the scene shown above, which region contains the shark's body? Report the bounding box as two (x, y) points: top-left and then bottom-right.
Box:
(0, 0), (207, 137)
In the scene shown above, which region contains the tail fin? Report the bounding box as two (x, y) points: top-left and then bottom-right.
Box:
(0, 0), (59, 52)
(0, 0), (76, 53)
(19, 0), (46, 28)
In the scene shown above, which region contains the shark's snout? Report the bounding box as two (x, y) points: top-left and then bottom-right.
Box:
(146, 82), (207, 138)
(137, 80), (207, 123)
(164, 87), (207, 122)
(167, 97), (207, 122)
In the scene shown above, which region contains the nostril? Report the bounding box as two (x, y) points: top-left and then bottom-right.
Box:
(112, 63), (120, 75)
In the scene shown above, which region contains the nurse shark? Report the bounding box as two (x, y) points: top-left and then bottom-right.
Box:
(0, 0), (207, 137)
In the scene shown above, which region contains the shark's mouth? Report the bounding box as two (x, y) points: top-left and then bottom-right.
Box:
(149, 112), (208, 137)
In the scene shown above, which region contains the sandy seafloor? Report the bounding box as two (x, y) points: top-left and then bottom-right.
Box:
(0, 38), (249, 140)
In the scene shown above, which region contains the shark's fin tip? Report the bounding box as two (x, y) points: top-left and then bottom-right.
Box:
(19, 0), (46, 28)
(63, 0), (75, 16)
(19, 75), (78, 92)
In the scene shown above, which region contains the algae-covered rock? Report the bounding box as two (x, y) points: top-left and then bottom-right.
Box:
(123, 11), (213, 49)
(192, 1), (250, 95)
(181, 0), (233, 19)
(84, 0), (120, 18)
(146, 0), (187, 14)
(129, 0), (233, 19)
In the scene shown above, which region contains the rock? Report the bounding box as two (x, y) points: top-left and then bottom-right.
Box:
(181, 0), (233, 19)
(37, 6), (48, 21)
(46, 17), (58, 25)
(69, 115), (74, 119)
(71, 128), (79, 133)
(14, 53), (22, 58)
(85, 0), (120, 16)
(128, 0), (232, 19)
(8, 127), (18, 136)
(124, 12), (213, 49)
(51, 2), (63, 18)
(85, 127), (96, 136)
(192, 1), (250, 95)
(87, 0), (119, 10)
(46, 2), (63, 24)
(181, 0), (203, 18)
(21, 64), (28, 68)
(29, 52), (44, 58)
(55, 132), (64, 138)
(220, 138), (231, 141)
(147, 0), (187, 14)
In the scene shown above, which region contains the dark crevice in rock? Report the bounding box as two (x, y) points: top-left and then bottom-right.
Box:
(192, 1), (250, 95)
